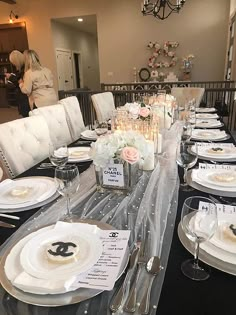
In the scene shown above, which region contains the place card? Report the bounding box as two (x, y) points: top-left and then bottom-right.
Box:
(196, 142), (235, 148)
(102, 164), (124, 187)
(72, 229), (130, 291)
(199, 201), (236, 217)
(198, 163), (236, 171)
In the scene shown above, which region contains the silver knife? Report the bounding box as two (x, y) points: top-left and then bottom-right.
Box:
(110, 246), (140, 313)
(0, 221), (15, 228)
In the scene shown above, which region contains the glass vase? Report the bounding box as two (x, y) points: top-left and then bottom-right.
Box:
(95, 158), (139, 194)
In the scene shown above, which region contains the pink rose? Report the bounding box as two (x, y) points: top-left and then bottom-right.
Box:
(121, 147), (140, 164)
(139, 107), (150, 118)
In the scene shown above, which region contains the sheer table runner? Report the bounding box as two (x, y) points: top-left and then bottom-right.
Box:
(0, 122), (182, 315)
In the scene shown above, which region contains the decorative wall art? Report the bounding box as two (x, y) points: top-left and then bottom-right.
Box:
(147, 41), (179, 69)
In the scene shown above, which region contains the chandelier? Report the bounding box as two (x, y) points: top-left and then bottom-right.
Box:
(141, 0), (186, 20)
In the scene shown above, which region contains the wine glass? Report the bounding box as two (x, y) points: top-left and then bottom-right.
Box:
(49, 143), (69, 167)
(181, 196), (218, 280)
(54, 165), (80, 221)
(176, 141), (198, 191)
(181, 122), (192, 142)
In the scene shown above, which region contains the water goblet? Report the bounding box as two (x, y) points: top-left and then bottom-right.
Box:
(54, 165), (80, 222)
(181, 196), (218, 280)
(176, 141), (198, 191)
(49, 143), (68, 167)
(181, 122), (193, 142)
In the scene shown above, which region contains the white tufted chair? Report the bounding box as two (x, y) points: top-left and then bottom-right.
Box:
(91, 92), (115, 123)
(171, 87), (205, 108)
(0, 167), (3, 182)
(59, 96), (86, 141)
(30, 104), (72, 146)
(0, 116), (51, 178)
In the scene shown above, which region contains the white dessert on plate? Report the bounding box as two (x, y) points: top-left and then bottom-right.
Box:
(46, 240), (80, 263)
(10, 186), (30, 197)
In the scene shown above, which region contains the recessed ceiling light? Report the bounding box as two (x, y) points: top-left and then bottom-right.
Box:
(77, 18), (83, 22)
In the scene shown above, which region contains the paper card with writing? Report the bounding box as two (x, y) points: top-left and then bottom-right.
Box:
(196, 142), (234, 148)
(102, 164), (124, 187)
(73, 230), (130, 291)
(198, 163), (236, 171)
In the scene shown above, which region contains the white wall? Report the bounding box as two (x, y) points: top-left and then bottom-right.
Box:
(0, 0), (230, 92)
(51, 21), (100, 90)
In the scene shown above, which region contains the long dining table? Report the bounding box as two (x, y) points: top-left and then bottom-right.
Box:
(0, 121), (235, 315)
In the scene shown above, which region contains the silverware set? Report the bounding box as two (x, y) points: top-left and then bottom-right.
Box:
(37, 163), (55, 170)
(110, 242), (161, 314)
(0, 213), (20, 229)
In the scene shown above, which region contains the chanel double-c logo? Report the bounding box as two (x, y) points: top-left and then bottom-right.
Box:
(109, 232), (119, 238)
(47, 241), (77, 257)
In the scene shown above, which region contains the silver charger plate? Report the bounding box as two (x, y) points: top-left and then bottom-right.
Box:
(177, 223), (236, 276)
(191, 134), (231, 142)
(0, 176), (59, 213)
(186, 170), (236, 198)
(0, 219), (130, 307)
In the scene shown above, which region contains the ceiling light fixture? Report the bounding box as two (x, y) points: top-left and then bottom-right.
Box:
(141, 0), (186, 20)
(9, 10), (19, 23)
(77, 18), (83, 22)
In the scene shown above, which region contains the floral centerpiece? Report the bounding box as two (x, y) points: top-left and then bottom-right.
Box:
(124, 102), (151, 120)
(91, 131), (149, 193)
(182, 54), (195, 74)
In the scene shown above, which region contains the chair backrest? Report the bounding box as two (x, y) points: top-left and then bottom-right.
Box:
(171, 87), (205, 108)
(59, 96), (85, 141)
(30, 104), (72, 145)
(91, 92), (115, 123)
(0, 116), (51, 178)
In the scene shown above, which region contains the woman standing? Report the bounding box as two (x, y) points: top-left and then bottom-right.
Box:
(19, 50), (58, 109)
(5, 50), (30, 117)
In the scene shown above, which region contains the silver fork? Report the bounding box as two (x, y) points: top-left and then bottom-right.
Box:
(124, 241), (148, 313)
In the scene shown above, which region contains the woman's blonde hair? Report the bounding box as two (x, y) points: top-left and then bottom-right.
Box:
(24, 49), (41, 72)
(9, 50), (25, 71)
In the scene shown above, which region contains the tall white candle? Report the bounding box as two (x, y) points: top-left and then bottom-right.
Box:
(143, 140), (155, 171)
(158, 133), (162, 154)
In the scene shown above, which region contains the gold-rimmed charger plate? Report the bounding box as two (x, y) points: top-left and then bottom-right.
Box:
(0, 219), (129, 307)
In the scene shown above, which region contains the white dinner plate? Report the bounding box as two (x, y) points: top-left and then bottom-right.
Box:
(196, 107), (216, 113)
(191, 170), (236, 192)
(20, 223), (103, 281)
(210, 221), (236, 255)
(68, 147), (92, 163)
(1, 220), (129, 305)
(0, 177), (57, 210)
(196, 113), (219, 119)
(178, 224), (236, 274)
(197, 169), (236, 187)
(81, 130), (98, 140)
(195, 146), (236, 159)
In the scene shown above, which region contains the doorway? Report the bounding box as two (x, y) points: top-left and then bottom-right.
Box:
(73, 52), (83, 89)
(56, 49), (74, 91)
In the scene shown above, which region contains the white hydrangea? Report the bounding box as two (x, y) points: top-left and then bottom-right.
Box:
(91, 131), (149, 168)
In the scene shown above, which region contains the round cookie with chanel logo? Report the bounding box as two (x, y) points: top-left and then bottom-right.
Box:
(46, 240), (79, 263)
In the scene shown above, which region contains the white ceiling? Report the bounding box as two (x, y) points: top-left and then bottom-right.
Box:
(52, 14), (97, 36)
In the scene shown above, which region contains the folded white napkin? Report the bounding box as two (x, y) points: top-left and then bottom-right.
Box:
(13, 271), (76, 295)
(192, 129), (227, 139)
